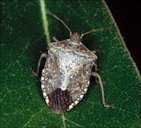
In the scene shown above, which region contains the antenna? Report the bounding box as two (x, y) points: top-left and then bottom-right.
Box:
(47, 10), (72, 37)
(80, 27), (111, 39)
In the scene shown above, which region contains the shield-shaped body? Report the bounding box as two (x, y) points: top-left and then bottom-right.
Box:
(41, 33), (97, 114)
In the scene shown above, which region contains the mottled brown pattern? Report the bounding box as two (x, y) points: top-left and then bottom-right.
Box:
(40, 33), (98, 113)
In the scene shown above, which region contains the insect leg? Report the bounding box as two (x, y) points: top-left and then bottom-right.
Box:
(33, 53), (48, 77)
(52, 36), (59, 42)
(91, 72), (111, 107)
(93, 63), (98, 72)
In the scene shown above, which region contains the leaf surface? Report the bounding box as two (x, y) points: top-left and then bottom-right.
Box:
(1, 0), (141, 128)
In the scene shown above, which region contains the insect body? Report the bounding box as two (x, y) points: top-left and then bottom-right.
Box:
(35, 11), (110, 114)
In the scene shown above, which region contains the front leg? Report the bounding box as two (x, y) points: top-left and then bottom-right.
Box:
(91, 72), (111, 107)
(33, 53), (48, 77)
(52, 36), (59, 42)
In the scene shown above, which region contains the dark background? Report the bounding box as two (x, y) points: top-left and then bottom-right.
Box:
(105, 1), (141, 73)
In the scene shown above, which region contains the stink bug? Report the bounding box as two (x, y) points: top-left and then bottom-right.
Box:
(34, 11), (111, 114)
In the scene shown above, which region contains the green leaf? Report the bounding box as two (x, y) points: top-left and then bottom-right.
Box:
(1, 0), (141, 128)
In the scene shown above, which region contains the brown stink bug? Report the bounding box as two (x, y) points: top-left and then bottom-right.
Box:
(34, 11), (111, 114)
